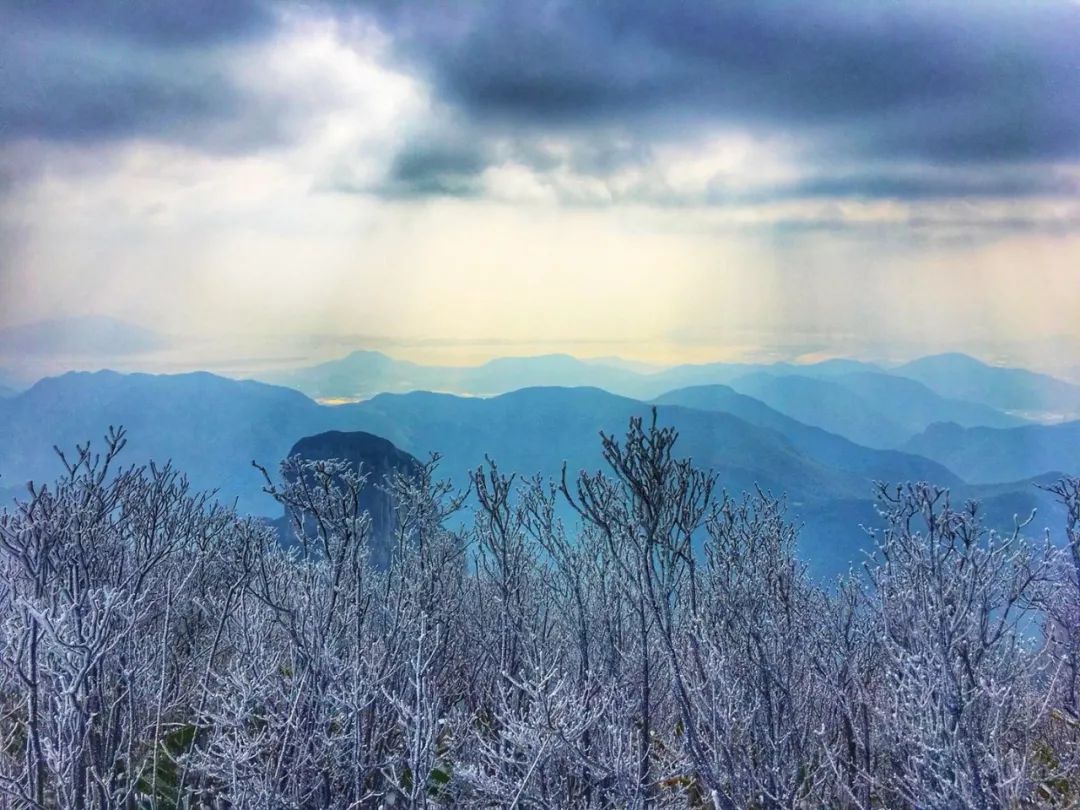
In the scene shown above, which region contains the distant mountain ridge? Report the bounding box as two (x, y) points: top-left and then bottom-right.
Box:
(0, 368), (1071, 579)
(826, 372), (1022, 431)
(262, 350), (879, 401)
(653, 385), (970, 482)
(263, 350), (1031, 448)
(903, 420), (1080, 484)
(0, 371), (367, 514)
(348, 385), (959, 504)
(896, 353), (1080, 420)
(0, 369), (952, 516)
(265, 351), (647, 400)
(721, 371), (1022, 448)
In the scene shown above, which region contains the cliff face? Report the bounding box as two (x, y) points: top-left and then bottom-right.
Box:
(283, 430), (423, 568)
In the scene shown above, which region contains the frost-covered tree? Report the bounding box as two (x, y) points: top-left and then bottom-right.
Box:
(859, 483), (1058, 808)
(1038, 476), (1080, 805)
(0, 428), (238, 808)
(2, 422), (1079, 808)
(563, 412), (715, 807)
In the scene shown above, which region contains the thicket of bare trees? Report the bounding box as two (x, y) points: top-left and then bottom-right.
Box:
(1, 417), (1078, 808)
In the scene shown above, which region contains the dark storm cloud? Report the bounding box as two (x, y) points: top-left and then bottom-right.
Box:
(721, 171), (1080, 205)
(363, 0), (1080, 165)
(378, 137), (492, 198)
(364, 132), (1079, 206)
(6, 1), (274, 48)
(0, 1), (278, 148)
(362, 128), (658, 199)
(3, 0), (1079, 211)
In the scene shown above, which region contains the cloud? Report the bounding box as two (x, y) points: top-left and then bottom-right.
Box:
(0, 315), (170, 357)
(361, 0), (1080, 165)
(5, 0), (1079, 208)
(0, 1), (286, 150)
(6, 1), (273, 47)
(5, 0), (1079, 172)
(2, 0), (1078, 254)
(727, 170), (1080, 205)
(376, 134), (492, 198)
(353, 126), (1079, 229)
(296, 0), (1079, 219)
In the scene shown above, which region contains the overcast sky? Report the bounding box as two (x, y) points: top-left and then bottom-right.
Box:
(1, 0), (1078, 372)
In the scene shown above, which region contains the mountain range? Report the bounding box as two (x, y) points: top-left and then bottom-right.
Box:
(260, 351), (1080, 438)
(263, 351), (649, 401)
(719, 371), (1022, 449)
(895, 353), (1080, 420)
(263, 351), (884, 402)
(903, 420), (1080, 484)
(1, 359), (1076, 579)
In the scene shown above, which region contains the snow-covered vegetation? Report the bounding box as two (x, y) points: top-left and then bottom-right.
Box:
(1, 420), (1078, 808)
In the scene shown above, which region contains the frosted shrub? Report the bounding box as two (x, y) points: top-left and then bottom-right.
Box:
(0, 422), (1076, 808)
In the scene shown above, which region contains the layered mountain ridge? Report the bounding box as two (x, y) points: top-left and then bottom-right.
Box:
(1, 354), (1076, 578)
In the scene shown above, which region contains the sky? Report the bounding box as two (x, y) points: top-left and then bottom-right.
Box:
(1, 0), (1078, 376)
